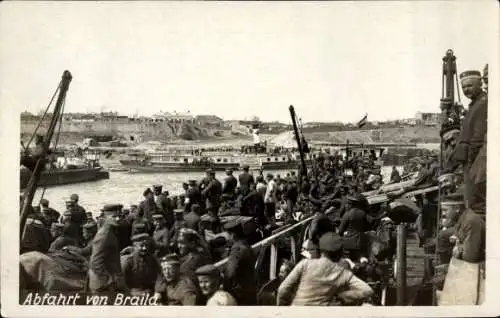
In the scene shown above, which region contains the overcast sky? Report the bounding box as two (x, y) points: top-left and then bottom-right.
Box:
(0, 1), (497, 123)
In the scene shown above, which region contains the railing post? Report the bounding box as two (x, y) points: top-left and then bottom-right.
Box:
(290, 234), (297, 265)
(270, 242), (278, 280)
(396, 223), (407, 305)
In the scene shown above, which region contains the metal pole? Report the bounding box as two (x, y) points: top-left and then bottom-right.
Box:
(396, 223), (407, 305)
(289, 105), (308, 179)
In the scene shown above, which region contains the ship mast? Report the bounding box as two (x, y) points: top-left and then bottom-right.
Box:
(289, 105), (308, 180)
(20, 71), (72, 238)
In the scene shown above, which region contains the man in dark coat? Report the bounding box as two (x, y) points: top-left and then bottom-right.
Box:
(338, 194), (369, 261)
(137, 188), (158, 225)
(456, 70), (487, 212)
(178, 229), (212, 277)
(152, 214), (170, 258)
(223, 220), (257, 305)
(39, 198), (60, 228)
(184, 204), (202, 232)
(202, 169), (222, 214)
(121, 233), (160, 296)
(88, 204), (127, 293)
(186, 180), (202, 213)
(238, 165), (254, 195)
(222, 168), (238, 198)
(153, 184), (174, 229)
(241, 183), (267, 226)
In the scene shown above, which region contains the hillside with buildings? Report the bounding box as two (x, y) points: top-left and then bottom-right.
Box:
(20, 110), (441, 145)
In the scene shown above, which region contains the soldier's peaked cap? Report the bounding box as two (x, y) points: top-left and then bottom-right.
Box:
(101, 204), (123, 212)
(161, 253), (180, 265)
(206, 168), (214, 174)
(152, 213), (165, 219)
(223, 219), (243, 232)
(460, 70), (481, 81)
(131, 233), (152, 243)
(195, 264), (220, 277)
(83, 221), (98, 229)
(70, 193), (79, 201)
(319, 232), (343, 252)
(178, 228), (199, 243)
(152, 184), (163, 190)
(174, 208), (184, 215)
(188, 180), (197, 185)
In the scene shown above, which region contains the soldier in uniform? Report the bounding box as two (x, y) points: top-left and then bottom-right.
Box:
(223, 219), (257, 305)
(137, 188), (158, 224)
(121, 233), (160, 296)
(169, 209), (188, 250)
(453, 70), (488, 212)
(202, 169), (222, 215)
(178, 228), (212, 277)
(185, 180), (202, 213)
(338, 194), (370, 261)
(452, 207), (485, 263)
(88, 204), (127, 293)
(39, 198), (60, 228)
(238, 165), (255, 195)
(184, 203), (201, 232)
(222, 168), (238, 198)
(153, 184), (174, 229)
(195, 264), (237, 306)
(154, 254), (200, 305)
(69, 220), (97, 258)
(435, 194), (465, 266)
(152, 213), (170, 258)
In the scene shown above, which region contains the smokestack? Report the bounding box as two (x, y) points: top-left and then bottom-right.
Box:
(252, 123), (260, 145)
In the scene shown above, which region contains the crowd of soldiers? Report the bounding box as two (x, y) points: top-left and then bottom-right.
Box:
(21, 150), (403, 306)
(19, 65), (487, 305)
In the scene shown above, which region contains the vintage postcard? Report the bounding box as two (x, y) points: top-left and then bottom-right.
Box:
(1, 1), (499, 317)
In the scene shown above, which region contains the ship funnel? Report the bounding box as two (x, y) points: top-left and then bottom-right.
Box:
(252, 127), (260, 144)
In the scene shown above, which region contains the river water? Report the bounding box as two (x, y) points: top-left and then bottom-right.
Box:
(33, 166), (401, 217)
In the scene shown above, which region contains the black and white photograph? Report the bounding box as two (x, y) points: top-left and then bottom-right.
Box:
(1, 1), (499, 316)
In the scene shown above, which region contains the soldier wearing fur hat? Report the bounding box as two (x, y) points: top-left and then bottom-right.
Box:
(88, 204), (127, 293)
(154, 254), (200, 305)
(277, 232), (373, 306)
(223, 219), (257, 305)
(121, 233), (160, 296)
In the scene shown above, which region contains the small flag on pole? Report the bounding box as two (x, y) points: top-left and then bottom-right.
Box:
(357, 113), (368, 128)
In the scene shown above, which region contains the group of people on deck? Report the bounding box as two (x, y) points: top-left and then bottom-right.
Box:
(20, 61), (488, 304)
(22, 149), (405, 305)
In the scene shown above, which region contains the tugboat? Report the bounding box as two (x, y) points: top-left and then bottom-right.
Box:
(20, 149), (109, 190)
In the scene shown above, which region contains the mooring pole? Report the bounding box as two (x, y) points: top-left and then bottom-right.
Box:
(396, 223), (407, 305)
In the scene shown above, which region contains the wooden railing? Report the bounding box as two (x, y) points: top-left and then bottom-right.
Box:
(214, 215), (314, 281)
